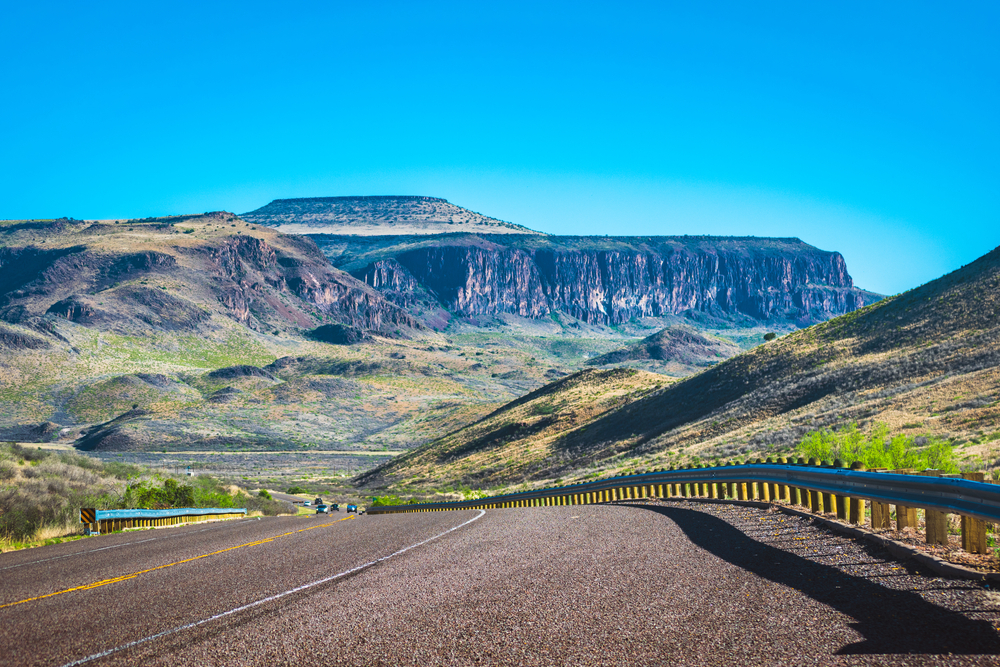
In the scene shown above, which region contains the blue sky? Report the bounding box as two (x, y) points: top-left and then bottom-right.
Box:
(1, 2), (996, 296)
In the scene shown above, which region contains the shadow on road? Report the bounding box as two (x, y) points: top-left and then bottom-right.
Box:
(628, 503), (1000, 655)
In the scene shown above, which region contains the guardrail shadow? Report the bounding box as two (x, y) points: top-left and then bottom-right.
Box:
(628, 503), (1000, 655)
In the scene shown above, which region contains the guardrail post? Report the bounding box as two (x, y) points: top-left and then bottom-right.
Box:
(869, 478), (891, 527)
(961, 472), (988, 553)
(849, 462), (866, 524)
(737, 461), (748, 500)
(833, 460), (849, 520)
(725, 461), (736, 499)
(757, 459), (771, 502)
(894, 469), (918, 530)
(765, 457), (778, 501)
(920, 470), (949, 546)
(821, 461), (837, 515)
(807, 458), (821, 511)
(775, 457), (788, 501)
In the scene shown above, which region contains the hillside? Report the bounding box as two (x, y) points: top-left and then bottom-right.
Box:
(241, 196), (541, 236)
(356, 245), (1000, 492)
(354, 368), (668, 491)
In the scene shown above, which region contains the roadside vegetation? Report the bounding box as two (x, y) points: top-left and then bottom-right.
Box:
(795, 423), (959, 472)
(0, 442), (294, 552)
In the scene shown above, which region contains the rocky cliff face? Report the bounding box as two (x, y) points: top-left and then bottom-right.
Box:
(335, 236), (880, 326)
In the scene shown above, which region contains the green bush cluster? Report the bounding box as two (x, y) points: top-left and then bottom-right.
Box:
(797, 423), (957, 472)
(370, 494), (403, 507)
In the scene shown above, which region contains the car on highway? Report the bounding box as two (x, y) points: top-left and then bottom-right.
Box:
(331, 503), (340, 511)
(346, 504), (358, 513)
(315, 504), (329, 514)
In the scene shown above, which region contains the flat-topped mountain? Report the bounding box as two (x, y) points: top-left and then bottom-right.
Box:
(241, 196), (542, 236)
(356, 244), (1000, 492)
(319, 233), (882, 327)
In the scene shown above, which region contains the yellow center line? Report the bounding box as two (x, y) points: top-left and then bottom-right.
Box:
(0, 516), (355, 610)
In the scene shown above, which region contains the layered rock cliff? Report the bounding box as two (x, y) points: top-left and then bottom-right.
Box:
(325, 235), (880, 326)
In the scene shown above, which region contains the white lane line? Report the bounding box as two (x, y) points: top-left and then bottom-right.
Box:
(59, 509), (487, 667)
(0, 520), (253, 572)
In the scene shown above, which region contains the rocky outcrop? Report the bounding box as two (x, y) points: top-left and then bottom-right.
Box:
(587, 326), (741, 367)
(343, 236), (880, 326)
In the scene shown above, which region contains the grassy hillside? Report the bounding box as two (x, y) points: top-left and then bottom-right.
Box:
(357, 245), (1000, 492)
(355, 368), (669, 491)
(0, 442), (294, 551)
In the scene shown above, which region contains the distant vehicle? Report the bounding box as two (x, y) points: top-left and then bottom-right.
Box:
(303, 501), (311, 506)
(315, 504), (329, 514)
(331, 504), (340, 511)
(346, 504), (358, 513)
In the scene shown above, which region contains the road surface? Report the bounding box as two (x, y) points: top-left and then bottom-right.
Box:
(1, 502), (998, 666)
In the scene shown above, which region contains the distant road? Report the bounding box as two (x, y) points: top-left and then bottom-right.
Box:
(2, 504), (997, 666)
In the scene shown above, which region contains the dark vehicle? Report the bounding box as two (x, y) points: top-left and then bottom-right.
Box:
(331, 504), (340, 511)
(315, 504), (329, 514)
(346, 504), (358, 513)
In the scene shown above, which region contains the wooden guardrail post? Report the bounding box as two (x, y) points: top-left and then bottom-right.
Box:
(849, 461), (866, 524)
(792, 457), (805, 506)
(894, 469), (918, 530)
(806, 458), (820, 512)
(752, 459), (767, 502)
(920, 470), (949, 546)
(961, 472), (988, 554)
(775, 457), (789, 502)
(869, 469), (891, 529)
(764, 457), (778, 501)
(736, 460), (748, 500)
(833, 460), (849, 520)
(821, 461), (837, 515)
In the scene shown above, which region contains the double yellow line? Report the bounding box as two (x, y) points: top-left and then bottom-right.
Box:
(0, 516), (354, 610)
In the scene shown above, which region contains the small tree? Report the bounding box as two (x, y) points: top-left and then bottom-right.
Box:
(764, 332), (777, 341)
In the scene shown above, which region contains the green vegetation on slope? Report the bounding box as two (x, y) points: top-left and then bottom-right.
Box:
(796, 423), (958, 472)
(0, 442), (294, 550)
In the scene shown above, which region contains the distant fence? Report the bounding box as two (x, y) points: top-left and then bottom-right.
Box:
(367, 459), (996, 555)
(79, 507), (247, 534)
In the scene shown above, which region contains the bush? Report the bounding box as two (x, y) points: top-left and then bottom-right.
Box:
(286, 485), (308, 495)
(257, 489), (272, 500)
(797, 423), (958, 472)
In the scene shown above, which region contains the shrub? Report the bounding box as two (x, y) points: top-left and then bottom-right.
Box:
(797, 423), (957, 472)
(286, 485), (308, 495)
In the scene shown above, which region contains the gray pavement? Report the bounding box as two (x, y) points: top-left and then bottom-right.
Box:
(1, 503), (998, 666)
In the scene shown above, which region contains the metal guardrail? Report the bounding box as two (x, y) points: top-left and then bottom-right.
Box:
(80, 507), (247, 534)
(93, 507), (247, 521)
(367, 463), (1000, 524)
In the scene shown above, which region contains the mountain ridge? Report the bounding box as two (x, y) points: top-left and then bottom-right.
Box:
(355, 244), (1000, 492)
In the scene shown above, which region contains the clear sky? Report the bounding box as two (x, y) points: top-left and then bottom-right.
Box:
(2, 2), (997, 296)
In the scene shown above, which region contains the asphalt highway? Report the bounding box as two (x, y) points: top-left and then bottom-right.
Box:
(2, 502), (999, 666)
